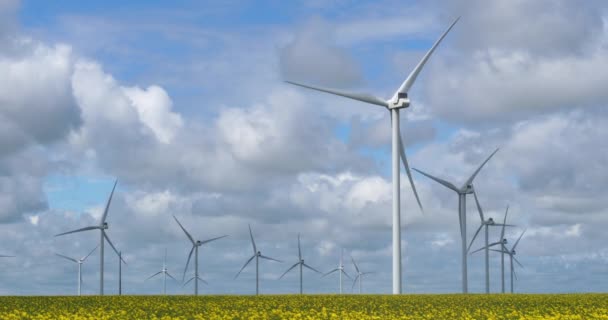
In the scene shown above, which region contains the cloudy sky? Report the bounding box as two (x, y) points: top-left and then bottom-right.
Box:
(0, 0), (607, 295)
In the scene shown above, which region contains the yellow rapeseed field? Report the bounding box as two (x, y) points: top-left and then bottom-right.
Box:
(0, 294), (606, 319)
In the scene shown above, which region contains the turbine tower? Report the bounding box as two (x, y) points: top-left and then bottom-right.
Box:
(146, 248), (176, 295)
(55, 246), (98, 296)
(351, 255), (374, 294)
(322, 248), (351, 294)
(286, 18), (459, 294)
(55, 179), (120, 296)
(117, 251), (127, 295)
(173, 215), (227, 295)
(279, 233), (321, 294)
(467, 195), (513, 293)
(414, 148), (498, 293)
(492, 229), (526, 293)
(235, 224), (282, 295)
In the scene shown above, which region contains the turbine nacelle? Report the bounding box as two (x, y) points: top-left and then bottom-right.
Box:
(256, 251), (261, 257)
(388, 92), (410, 109)
(101, 222), (108, 230)
(502, 239), (508, 244)
(487, 218), (495, 225)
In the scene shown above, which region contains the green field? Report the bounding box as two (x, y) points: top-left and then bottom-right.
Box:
(0, 294), (606, 319)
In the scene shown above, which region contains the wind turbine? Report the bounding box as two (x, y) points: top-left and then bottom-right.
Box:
(146, 248), (176, 295)
(279, 233), (321, 294)
(117, 250), (127, 295)
(351, 255), (374, 294)
(235, 224), (282, 295)
(413, 148), (499, 293)
(286, 18), (459, 294)
(492, 229), (526, 293)
(322, 248), (351, 294)
(173, 215), (228, 295)
(55, 179), (120, 296)
(467, 195), (514, 293)
(55, 246), (98, 296)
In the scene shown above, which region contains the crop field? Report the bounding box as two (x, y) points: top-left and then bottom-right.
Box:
(0, 294), (607, 319)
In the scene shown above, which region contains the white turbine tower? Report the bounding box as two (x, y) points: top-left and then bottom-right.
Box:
(351, 255), (374, 294)
(467, 194), (513, 293)
(491, 229), (526, 293)
(55, 246), (98, 296)
(279, 233), (321, 294)
(235, 224), (282, 295)
(413, 148), (498, 293)
(117, 250), (127, 295)
(322, 248), (351, 294)
(286, 18), (459, 294)
(146, 248), (176, 295)
(55, 179), (120, 296)
(173, 215), (227, 295)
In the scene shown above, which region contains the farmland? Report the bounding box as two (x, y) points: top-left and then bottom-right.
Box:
(0, 294), (607, 319)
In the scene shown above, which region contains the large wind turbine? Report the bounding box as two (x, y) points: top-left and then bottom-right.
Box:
(55, 245), (98, 296)
(55, 179), (119, 295)
(146, 248), (176, 295)
(322, 248), (351, 294)
(351, 255), (374, 294)
(173, 215), (227, 295)
(492, 229), (526, 293)
(235, 224), (282, 295)
(279, 233), (321, 294)
(467, 196), (513, 293)
(414, 148), (498, 293)
(286, 18), (459, 294)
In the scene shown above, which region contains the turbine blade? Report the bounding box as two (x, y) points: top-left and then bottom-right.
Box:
(0, 255), (15, 258)
(490, 249), (510, 254)
(55, 226), (99, 237)
(513, 256), (524, 268)
(472, 187), (485, 222)
(512, 228), (527, 251)
(463, 148), (499, 187)
(234, 255), (255, 279)
(166, 272), (177, 281)
(467, 224), (484, 253)
(145, 271), (162, 281)
(100, 179), (118, 224)
(172, 215), (195, 245)
(352, 274), (360, 290)
(259, 254), (282, 263)
(362, 272), (375, 275)
(513, 268), (518, 281)
(470, 242), (501, 255)
(279, 262), (300, 280)
(200, 235), (228, 245)
(412, 168), (459, 192)
(392, 17), (460, 97)
(303, 263), (322, 274)
(248, 224), (257, 254)
(183, 277), (194, 287)
(183, 246), (195, 282)
(55, 253), (78, 263)
(398, 129), (424, 213)
(321, 269), (339, 278)
(82, 245), (99, 261)
(197, 276), (208, 285)
(501, 205), (509, 240)
(351, 255), (360, 273)
(297, 233), (302, 261)
(341, 269), (352, 280)
(103, 233), (124, 263)
(285, 81), (388, 107)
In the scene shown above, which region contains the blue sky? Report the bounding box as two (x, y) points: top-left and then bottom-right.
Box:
(0, 0), (607, 296)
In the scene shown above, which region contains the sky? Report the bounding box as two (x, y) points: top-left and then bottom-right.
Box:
(0, 0), (607, 295)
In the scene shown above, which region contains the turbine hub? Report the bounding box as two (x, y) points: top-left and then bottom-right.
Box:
(102, 222), (108, 229)
(257, 251), (261, 256)
(502, 239), (508, 244)
(388, 93), (410, 109)
(488, 218), (495, 224)
(196, 241), (202, 246)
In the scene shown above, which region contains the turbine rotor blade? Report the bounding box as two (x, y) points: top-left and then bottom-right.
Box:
(100, 179), (118, 224)
(197, 276), (208, 285)
(234, 255), (255, 279)
(200, 235), (228, 245)
(470, 242), (501, 255)
(464, 148), (499, 187)
(512, 228), (527, 251)
(297, 233), (302, 261)
(398, 128), (424, 213)
(513, 256), (524, 268)
(248, 224), (257, 254)
(352, 274), (360, 290)
(259, 254), (282, 263)
(322, 269), (339, 278)
(490, 249), (510, 254)
(55, 253), (78, 263)
(341, 269), (352, 280)
(472, 187), (485, 222)
(172, 215), (195, 245)
(392, 17), (460, 97)
(0, 255), (15, 258)
(183, 277), (194, 287)
(145, 271), (162, 281)
(55, 226), (99, 237)
(467, 224), (484, 253)
(303, 263), (322, 274)
(279, 262), (300, 280)
(183, 246), (195, 281)
(166, 272), (177, 281)
(501, 205), (509, 240)
(82, 245), (99, 262)
(285, 81), (388, 108)
(412, 168), (459, 192)
(351, 255), (360, 273)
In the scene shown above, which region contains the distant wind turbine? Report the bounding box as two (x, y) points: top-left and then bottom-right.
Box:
(322, 248), (351, 294)
(468, 196), (514, 293)
(286, 17), (459, 294)
(235, 224), (282, 295)
(279, 233), (321, 294)
(492, 229), (526, 293)
(351, 255), (374, 294)
(414, 148), (499, 293)
(173, 215), (227, 295)
(146, 248), (176, 295)
(55, 245), (98, 296)
(55, 179), (120, 295)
